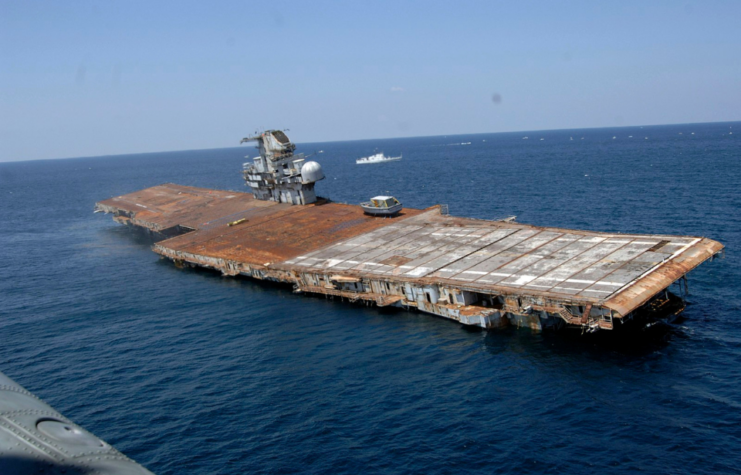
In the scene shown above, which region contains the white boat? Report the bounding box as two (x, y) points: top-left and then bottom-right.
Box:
(356, 152), (402, 165)
(360, 196), (403, 216)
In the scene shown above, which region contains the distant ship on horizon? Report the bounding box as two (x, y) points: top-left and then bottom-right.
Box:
(356, 151), (402, 165)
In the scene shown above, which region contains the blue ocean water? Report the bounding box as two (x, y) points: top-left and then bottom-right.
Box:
(0, 122), (739, 474)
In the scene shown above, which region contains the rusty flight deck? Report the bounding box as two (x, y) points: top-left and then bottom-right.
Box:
(96, 183), (723, 332)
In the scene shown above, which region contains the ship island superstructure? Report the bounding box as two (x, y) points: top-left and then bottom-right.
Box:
(240, 129), (325, 205)
(95, 130), (723, 333)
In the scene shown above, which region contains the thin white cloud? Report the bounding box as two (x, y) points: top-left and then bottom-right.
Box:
(390, 86), (405, 92)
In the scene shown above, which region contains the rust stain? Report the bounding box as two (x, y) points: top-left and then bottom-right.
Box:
(98, 185), (425, 266)
(97, 184), (724, 327)
(603, 238), (724, 316)
(96, 184), (268, 232)
(380, 255), (413, 266)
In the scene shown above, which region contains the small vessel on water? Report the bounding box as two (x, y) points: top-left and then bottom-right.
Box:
(356, 152), (402, 165)
(360, 196), (403, 216)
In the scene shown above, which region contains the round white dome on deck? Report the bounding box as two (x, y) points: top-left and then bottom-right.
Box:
(301, 161), (325, 183)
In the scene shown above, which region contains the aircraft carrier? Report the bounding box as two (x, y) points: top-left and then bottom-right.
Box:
(96, 130), (723, 333)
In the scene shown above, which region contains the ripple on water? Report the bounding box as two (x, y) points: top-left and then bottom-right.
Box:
(0, 123), (739, 474)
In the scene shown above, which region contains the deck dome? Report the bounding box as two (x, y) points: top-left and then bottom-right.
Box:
(301, 161), (325, 183)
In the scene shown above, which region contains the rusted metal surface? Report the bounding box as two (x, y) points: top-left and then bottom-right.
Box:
(603, 237), (724, 315)
(97, 184), (723, 332)
(283, 212), (721, 317)
(153, 199), (426, 266)
(95, 184), (269, 233)
(295, 285), (404, 307)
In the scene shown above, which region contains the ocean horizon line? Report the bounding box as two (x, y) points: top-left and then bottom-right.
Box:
(1, 119), (737, 165)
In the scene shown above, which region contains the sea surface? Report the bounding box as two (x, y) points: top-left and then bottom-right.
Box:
(1, 122), (739, 474)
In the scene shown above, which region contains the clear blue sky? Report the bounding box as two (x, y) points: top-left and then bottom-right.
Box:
(1, 0), (739, 162)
